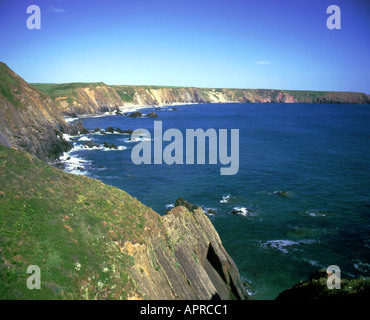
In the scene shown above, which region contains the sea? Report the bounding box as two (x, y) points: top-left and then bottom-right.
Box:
(61, 103), (370, 299)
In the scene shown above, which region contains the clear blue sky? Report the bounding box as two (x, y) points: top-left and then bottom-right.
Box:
(0, 0), (369, 93)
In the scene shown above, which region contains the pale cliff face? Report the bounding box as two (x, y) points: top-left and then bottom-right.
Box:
(38, 84), (369, 116)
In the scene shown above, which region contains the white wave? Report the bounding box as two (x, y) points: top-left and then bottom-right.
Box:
(102, 146), (127, 151)
(353, 260), (370, 273)
(305, 210), (327, 217)
(260, 239), (318, 254)
(241, 276), (256, 297)
(104, 110), (118, 115)
(59, 151), (91, 175)
(64, 117), (79, 123)
(78, 136), (92, 141)
(80, 145), (127, 151)
(220, 194), (231, 203)
(165, 204), (175, 210)
(62, 133), (75, 141)
(233, 207), (256, 217)
(122, 137), (152, 143)
(64, 143), (128, 153)
(301, 258), (323, 268)
(119, 105), (152, 113)
(202, 207), (217, 215)
(78, 114), (106, 119)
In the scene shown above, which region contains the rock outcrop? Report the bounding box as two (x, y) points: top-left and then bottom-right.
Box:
(0, 63), (85, 162)
(125, 205), (248, 300)
(276, 270), (370, 301)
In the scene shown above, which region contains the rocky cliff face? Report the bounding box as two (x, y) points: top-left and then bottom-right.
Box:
(124, 205), (248, 300)
(0, 146), (248, 300)
(0, 63), (83, 161)
(32, 82), (370, 116)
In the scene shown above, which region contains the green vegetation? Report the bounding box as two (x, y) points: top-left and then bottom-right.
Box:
(112, 86), (136, 103)
(281, 89), (329, 102)
(31, 82), (106, 100)
(134, 85), (188, 89)
(66, 97), (75, 105)
(0, 63), (23, 107)
(0, 146), (161, 299)
(233, 89), (247, 99)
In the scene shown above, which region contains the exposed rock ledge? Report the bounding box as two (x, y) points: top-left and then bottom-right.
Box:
(123, 205), (248, 300)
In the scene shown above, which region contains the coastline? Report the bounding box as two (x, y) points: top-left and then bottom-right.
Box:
(65, 102), (196, 122)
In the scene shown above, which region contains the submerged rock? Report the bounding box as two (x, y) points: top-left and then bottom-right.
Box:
(232, 209), (243, 215)
(274, 191), (288, 197)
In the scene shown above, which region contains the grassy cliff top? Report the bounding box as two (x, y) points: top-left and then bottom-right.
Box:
(0, 145), (162, 299)
(30, 82), (108, 100)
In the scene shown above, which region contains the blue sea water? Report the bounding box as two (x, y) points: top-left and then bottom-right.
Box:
(63, 103), (370, 299)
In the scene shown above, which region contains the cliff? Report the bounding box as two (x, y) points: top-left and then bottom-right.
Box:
(0, 63), (85, 162)
(31, 82), (370, 116)
(0, 145), (248, 300)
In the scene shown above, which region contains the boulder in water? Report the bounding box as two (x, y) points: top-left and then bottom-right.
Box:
(147, 112), (159, 118)
(274, 191), (288, 197)
(128, 111), (142, 118)
(106, 126), (114, 133)
(83, 141), (100, 148)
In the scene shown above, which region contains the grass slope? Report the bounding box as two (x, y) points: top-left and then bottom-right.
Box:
(0, 146), (162, 299)
(31, 83), (107, 100)
(0, 63), (23, 108)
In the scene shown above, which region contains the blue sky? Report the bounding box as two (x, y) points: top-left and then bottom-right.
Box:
(0, 0), (369, 93)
